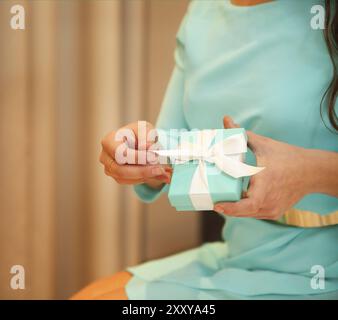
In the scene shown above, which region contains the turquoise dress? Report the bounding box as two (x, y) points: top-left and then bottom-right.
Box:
(126, 0), (338, 299)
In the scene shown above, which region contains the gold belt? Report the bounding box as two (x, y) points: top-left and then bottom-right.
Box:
(279, 209), (338, 228)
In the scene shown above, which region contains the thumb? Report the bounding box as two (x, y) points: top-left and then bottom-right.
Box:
(222, 116), (263, 153)
(246, 130), (265, 153)
(223, 116), (240, 129)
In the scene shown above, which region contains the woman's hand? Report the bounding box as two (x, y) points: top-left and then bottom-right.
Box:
(100, 121), (172, 189)
(214, 116), (313, 220)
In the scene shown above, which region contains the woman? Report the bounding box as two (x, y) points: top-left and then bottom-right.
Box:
(73, 0), (338, 300)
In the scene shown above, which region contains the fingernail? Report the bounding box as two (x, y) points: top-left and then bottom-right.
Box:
(157, 175), (170, 184)
(164, 174), (171, 184)
(214, 206), (224, 213)
(164, 166), (173, 173)
(151, 167), (164, 176)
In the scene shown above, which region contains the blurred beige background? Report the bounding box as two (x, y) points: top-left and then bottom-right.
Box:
(0, 0), (205, 299)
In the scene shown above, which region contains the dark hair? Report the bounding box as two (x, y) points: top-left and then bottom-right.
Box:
(323, 0), (338, 131)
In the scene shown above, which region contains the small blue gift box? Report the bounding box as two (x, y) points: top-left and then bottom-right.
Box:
(167, 128), (247, 211)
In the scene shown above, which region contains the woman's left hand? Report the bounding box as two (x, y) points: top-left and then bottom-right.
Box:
(214, 116), (312, 220)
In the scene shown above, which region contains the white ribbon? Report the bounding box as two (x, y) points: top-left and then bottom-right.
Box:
(154, 130), (264, 210)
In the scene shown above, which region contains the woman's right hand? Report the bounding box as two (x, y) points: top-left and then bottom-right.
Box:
(99, 121), (172, 189)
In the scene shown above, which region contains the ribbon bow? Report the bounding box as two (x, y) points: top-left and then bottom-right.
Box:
(154, 130), (264, 210)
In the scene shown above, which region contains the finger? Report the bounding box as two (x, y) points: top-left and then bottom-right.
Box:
(103, 168), (144, 184)
(100, 151), (169, 180)
(102, 148), (172, 177)
(101, 130), (141, 163)
(214, 198), (260, 217)
(102, 125), (160, 165)
(104, 167), (170, 185)
(101, 131), (123, 159)
(222, 116), (265, 157)
(112, 162), (168, 181)
(245, 130), (267, 154)
(107, 173), (170, 185)
(114, 147), (153, 165)
(119, 121), (158, 151)
(214, 177), (265, 216)
(101, 138), (144, 164)
(223, 116), (240, 129)
(103, 138), (158, 165)
(104, 161), (171, 183)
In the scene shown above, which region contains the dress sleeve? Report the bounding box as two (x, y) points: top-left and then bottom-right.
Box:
(134, 12), (189, 203)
